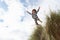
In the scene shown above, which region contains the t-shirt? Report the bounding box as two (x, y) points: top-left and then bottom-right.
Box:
(32, 13), (38, 19)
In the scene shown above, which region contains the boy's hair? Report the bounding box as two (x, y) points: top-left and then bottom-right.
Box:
(32, 9), (37, 12)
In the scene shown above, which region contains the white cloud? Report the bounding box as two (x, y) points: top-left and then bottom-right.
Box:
(0, 0), (36, 40)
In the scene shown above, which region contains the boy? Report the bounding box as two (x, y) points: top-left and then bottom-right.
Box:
(27, 7), (42, 25)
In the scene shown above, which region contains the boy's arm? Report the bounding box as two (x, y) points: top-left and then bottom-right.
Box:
(37, 7), (40, 13)
(26, 11), (32, 15)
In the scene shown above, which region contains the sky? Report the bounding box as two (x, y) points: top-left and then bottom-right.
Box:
(0, 0), (60, 40)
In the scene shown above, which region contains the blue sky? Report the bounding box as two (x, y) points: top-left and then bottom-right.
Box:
(0, 0), (8, 23)
(0, 19), (4, 22)
(0, 0), (8, 11)
(20, 0), (28, 7)
(19, 0), (43, 7)
(0, 0), (60, 40)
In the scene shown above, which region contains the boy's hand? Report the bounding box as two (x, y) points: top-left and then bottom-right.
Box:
(26, 11), (28, 12)
(39, 7), (40, 9)
(26, 11), (29, 13)
(26, 11), (32, 15)
(37, 7), (40, 12)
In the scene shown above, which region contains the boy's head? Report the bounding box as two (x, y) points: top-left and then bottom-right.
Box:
(32, 9), (37, 13)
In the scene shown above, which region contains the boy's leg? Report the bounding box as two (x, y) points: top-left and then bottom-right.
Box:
(37, 18), (42, 23)
(34, 19), (38, 25)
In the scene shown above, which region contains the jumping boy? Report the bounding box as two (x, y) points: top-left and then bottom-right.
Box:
(26, 7), (42, 25)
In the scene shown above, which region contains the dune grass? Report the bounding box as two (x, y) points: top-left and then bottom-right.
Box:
(29, 25), (43, 40)
(46, 11), (60, 40)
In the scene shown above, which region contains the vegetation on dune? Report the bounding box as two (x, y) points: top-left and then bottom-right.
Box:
(46, 11), (60, 40)
(29, 25), (44, 40)
(29, 25), (50, 40)
(29, 11), (60, 40)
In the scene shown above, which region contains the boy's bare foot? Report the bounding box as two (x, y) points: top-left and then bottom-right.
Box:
(40, 21), (42, 23)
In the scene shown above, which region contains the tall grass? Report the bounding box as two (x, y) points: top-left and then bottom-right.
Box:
(46, 11), (60, 40)
(29, 11), (60, 40)
(29, 25), (43, 40)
